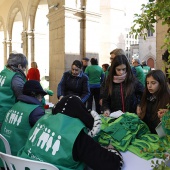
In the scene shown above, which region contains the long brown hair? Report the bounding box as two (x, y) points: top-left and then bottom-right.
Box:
(140, 70), (170, 120)
(106, 55), (136, 97)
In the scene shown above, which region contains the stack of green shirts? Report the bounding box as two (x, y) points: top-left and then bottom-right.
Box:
(97, 113), (167, 160)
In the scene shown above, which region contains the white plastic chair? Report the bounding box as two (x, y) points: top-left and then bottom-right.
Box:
(0, 134), (11, 154)
(0, 151), (59, 170)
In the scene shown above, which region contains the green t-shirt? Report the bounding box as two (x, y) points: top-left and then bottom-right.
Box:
(85, 65), (104, 85)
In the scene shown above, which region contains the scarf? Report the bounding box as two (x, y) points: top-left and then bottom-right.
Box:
(113, 73), (127, 83)
(147, 94), (157, 102)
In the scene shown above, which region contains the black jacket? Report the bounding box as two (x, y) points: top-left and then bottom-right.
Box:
(57, 71), (90, 103)
(102, 80), (144, 113)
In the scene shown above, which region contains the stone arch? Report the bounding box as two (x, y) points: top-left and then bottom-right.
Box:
(25, 0), (40, 30)
(147, 58), (154, 68)
(25, 0), (56, 30)
(143, 53), (156, 69)
(0, 16), (5, 70)
(24, 0), (51, 78)
(6, 0), (25, 39)
(0, 16), (6, 38)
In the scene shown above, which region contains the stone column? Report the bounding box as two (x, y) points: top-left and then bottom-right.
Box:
(3, 40), (7, 65)
(47, 6), (65, 103)
(21, 31), (28, 58)
(74, 0), (98, 59)
(27, 30), (35, 62)
(84, 11), (101, 60)
(6, 39), (12, 57)
(47, 0), (101, 103)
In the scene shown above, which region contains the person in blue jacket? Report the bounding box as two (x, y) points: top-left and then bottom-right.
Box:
(0, 80), (47, 157)
(57, 60), (90, 103)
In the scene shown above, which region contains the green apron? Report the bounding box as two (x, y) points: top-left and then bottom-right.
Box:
(18, 113), (85, 170)
(0, 68), (25, 124)
(0, 101), (39, 156)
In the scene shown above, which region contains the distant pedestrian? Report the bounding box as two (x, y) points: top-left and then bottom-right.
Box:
(82, 57), (89, 72)
(141, 60), (151, 76)
(85, 58), (104, 113)
(102, 63), (109, 72)
(132, 58), (145, 86)
(27, 61), (40, 81)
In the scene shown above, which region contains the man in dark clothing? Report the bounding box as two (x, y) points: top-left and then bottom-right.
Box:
(82, 57), (89, 72)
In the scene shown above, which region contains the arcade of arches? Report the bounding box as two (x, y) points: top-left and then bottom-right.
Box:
(0, 0), (167, 103)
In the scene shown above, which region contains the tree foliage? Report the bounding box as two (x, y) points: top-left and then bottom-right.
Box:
(130, 0), (170, 79)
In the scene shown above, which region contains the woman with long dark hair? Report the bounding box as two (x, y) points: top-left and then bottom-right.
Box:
(102, 55), (144, 116)
(137, 70), (170, 133)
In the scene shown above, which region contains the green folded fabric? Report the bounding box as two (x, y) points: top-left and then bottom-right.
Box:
(46, 89), (54, 96)
(140, 134), (159, 143)
(128, 145), (153, 160)
(127, 135), (169, 160)
(97, 113), (163, 157)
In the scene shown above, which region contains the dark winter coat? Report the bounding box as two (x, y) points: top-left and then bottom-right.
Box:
(57, 71), (90, 103)
(102, 80), (144, 114)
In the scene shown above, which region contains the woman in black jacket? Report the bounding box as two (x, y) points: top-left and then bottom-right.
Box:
(57, 60), (90, 103)
(102, 55), (144, 116)
(137, 70), (170, 133)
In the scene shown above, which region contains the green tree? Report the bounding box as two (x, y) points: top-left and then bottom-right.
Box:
(130, 0), (170, 80)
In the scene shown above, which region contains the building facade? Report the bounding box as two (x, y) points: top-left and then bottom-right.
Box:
(0, 0), (164, 103)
